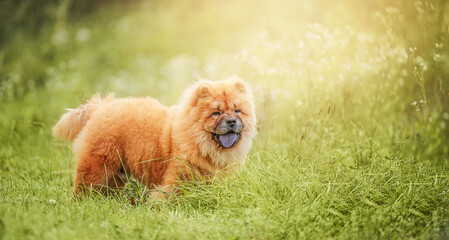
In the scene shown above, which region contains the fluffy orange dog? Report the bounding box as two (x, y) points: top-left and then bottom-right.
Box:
(53, 77), (256, 200)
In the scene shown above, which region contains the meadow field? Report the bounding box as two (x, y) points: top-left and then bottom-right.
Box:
(1, 0), (449, 239)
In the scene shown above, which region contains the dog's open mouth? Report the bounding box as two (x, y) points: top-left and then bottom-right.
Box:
(212, 132), (241, 148)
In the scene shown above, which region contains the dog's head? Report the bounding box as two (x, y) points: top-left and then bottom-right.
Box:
(179, 76), (256, 166)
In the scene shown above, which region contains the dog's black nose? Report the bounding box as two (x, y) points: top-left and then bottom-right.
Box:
(226, 118), (237, 126)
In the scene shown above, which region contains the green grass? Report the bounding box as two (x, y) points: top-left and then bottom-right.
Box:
(1, 0), (449, 239)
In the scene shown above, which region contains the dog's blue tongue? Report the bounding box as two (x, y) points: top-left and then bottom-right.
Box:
(219, 133), (238, 148)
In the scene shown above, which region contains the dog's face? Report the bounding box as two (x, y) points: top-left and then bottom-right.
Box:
(203, 94), (246, 149)
(181, 77), (256, 159)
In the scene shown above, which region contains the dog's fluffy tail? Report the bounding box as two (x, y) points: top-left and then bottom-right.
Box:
(53, 93), (115, 141)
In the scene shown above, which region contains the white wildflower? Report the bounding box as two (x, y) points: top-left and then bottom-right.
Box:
(443, 112), (449, 120)
(267, 68), (277, 75)
(76, 27), (90, 42)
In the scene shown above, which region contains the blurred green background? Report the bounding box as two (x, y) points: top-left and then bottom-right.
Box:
(1, 0), (449, 239)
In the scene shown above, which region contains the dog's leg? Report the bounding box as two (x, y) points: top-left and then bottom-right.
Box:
(74, 154), (126, 196)
(149, 181), (177, 202)
(148, 161), (191, 201)
(148, 165), (180, 202)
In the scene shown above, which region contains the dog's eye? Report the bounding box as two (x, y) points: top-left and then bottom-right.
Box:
(212, 112), (220, 117)
(235, 109), (240, 113)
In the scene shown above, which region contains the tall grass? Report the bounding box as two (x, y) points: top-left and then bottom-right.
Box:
(1, 0), (448, 239)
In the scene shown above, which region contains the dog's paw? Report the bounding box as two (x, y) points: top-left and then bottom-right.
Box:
(148, 191), (167, 209)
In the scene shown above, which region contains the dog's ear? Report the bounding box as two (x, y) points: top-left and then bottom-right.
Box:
(196, 84), (211, 99)
(188, 81), (211, 107)
(229, 76), (247, 94)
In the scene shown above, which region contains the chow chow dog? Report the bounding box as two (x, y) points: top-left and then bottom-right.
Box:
(53, 76), (256, 200)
